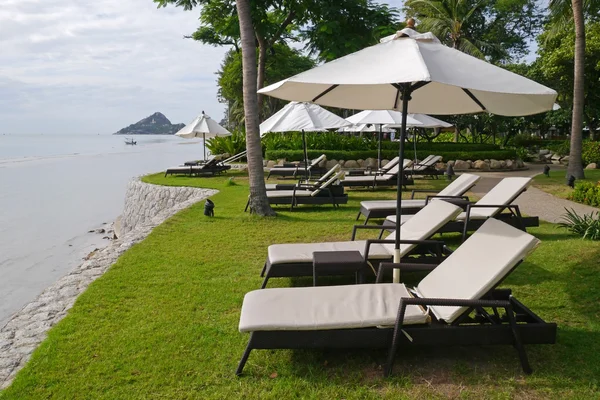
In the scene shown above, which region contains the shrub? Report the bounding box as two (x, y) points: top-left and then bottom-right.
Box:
(582, 141), (600, 165)
(265, 149), (518, 162)
(568, 181), (600, 207)
(515, 147), (531, 161)
(558, 208), (600, 240)
(205, 130), (247, 157)
(262, 132), (501, 152)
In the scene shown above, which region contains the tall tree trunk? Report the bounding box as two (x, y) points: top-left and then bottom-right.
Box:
(236, 0), (275, 216)
(256, 34), (267, 120)
(568, 0), (586, 178)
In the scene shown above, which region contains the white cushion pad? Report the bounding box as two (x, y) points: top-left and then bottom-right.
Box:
(239, 283), (428, 332)
(267, 190), (312, 198)
(437, 173), (480, 196)
(416, 218), (540, 323)
(268, 240), (392, 265)
(268, 201), (462, 266)
(361, 199), (426, 210)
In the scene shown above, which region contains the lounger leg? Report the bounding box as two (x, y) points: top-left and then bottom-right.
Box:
(244, 199), (250, 213)
(236, 334), (255, 376)
(260, 262), (267, 277)
(260, 269), (271, 289)
(356, 212), (362, 221)
(385, 299), (408, 377)
(506, 302), (532, 374)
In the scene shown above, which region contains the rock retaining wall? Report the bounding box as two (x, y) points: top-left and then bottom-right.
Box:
(266, 157), (524, 171)
(121, 179), (216, 235)
(0, 179), (216, 389)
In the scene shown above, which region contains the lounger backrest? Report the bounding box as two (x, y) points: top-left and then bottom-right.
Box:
(308, 154), (326, 169)
(381, 201), (463, 255)
(381, 157), (400, 172)
(416, 218), (540, 323)
(472, 177), (531, 217)
(316, 164), (341, 184)
(311, 171), (344, 196)
(382, 163), (401, 178)
(437, 173), (481, 197)
(417, 155), (435, 165)
(413, 155), (441, 171)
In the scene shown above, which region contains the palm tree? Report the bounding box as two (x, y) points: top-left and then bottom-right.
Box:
(235, 0), (275, 216)
(405, 0), (500, 59)
(549, 0), (587, 178)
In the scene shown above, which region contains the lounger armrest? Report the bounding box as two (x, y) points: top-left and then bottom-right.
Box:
(364, 239), (445, 264)
(351, 224), (390, 240)
(425, 195), (470, 205)
(409, 189), (440, 199)
(374, 262), (440, 282)
(295, 183), (317, 190)
(397, 297), (511, 310)
(466, 204), (520, 210)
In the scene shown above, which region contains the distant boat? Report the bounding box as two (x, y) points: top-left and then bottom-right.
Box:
(124, 138), (137, 145)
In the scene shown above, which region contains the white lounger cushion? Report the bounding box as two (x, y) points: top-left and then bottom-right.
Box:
(362, 199), (427, 210)
(267, 200), (462, 265)
(266, 165), (341, 190)
(386, 176), (532, 224)
(269, 167), (298, 172)
(267, 190), (312, 198)
(454, 177), (531, 219)
(342, 161), (410, 182)
(268, 240), (392, 265)
(416, 218), (540, 323)
(360, 173), (481, 211)
(239, 283), (428, 332)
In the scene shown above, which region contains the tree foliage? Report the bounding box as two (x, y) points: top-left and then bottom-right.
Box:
(404, 0), (543, 63)
(217, 44), (315, 128)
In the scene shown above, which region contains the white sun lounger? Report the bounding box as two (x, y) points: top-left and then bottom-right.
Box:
(236, 218), (557, 377)
(341, 160), (413, 189)
(267, 154), (327, 179)
(357, 173), (481, 223)
(260, 200), (463, 288)
(385, 177), (537, 238)
(265, 165), (341, 190)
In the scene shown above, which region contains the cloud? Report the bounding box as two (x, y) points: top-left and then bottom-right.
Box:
(0, 0), (228, 134)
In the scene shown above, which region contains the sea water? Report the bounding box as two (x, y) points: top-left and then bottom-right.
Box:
(0, 134), (207, 327)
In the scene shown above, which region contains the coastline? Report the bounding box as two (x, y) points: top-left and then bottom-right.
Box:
(0, 178), (217, 389)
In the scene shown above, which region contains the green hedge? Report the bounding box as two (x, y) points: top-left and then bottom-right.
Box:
(569, 181), (600, 207)
(265, 149), (518, 162)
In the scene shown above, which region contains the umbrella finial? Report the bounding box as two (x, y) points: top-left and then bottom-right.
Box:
(406, 18), (415, 29)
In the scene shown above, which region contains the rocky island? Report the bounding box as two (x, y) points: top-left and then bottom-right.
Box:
(114, 112), (185, 135)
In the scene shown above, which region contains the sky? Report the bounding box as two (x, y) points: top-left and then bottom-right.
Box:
(0, 0), (533, 135)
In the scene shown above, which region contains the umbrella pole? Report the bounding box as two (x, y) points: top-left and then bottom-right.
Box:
(302, 129), (309, 180)
(203, 132), (206, 161)
(378, 125), (382, 170)
(394, 85), (411, 283)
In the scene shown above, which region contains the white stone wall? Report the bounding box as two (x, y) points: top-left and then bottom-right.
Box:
(0, 178), (216, 389)
(120, 178), (216, 235)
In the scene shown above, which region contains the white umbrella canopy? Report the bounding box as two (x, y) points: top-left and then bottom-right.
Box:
(346, 110), (422, 168)
(258, 28), (557, 289)
(176, 111), (232, 160)
(260, 101), (350, 136)
(258, 29), (557, 116)
(346, 110), (422, 126)
(386, 113), (453, 129)
(260, 102), (351, 177)
(339, 123), (395, 133)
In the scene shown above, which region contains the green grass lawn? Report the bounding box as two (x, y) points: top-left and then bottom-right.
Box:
(533, 169), (600, 202)
(2, 173), (599, 399)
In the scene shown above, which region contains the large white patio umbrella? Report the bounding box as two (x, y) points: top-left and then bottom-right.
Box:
(260, 101), (351, 178)
(258, 28), (557, 285)
(346, 110), (422, 168)
(176, 111), (232, 161)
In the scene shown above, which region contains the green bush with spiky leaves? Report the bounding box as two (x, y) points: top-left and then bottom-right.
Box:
(558, 208), (600, 240)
